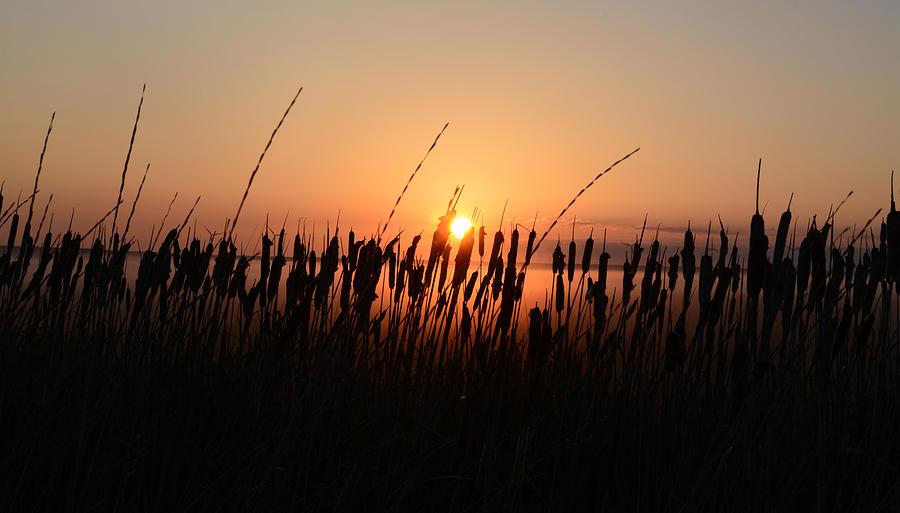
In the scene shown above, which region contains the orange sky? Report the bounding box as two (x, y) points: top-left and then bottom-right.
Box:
(1, 1), (898, 250)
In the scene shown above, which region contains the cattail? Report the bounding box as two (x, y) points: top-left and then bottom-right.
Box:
(640, 239), (660, 313)
(597, 230), (610, 295)
(387, 248), (397, 289)
(292, 235), (305, 270)
(453, 226), (475, 288)
(308, 250), (317, 278)
(667, 254), (679, 292)
(498, 230), (521, 330)
(552, 242), (565, 276)
(473, 273), (492, 307)
(478, 225), (486, 258)
(425, 219), (449, 284)
(487, 230), (504, 279)
(591, 281), (609, 334)
(714, 218), (729, 273)
(773, 194), (792, 267)
(491, 256), (503, 301)
(681, 223), (696, 306)
(567, 238), (576, 283)
(348, 229), (357, 266)
(525, 228), (536, 265)
(748, 160), (768, 301)
(555, 273), (565, 314)
(404, 235), (421, 271)
(806, 221), (827, 307)
(507, 228), (519, 270)
(581, 231), (594, 275)
(408, 264), (424, 300)
(515, 271), (525, 301)
(464, 270), (478, 301)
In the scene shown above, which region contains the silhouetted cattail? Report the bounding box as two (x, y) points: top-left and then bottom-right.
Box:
(464, 270), (478, 301)
(597, 231), (610, 295)
(773, 195), (792, 267)
(491, 256), (503, 301)
(268, 239), (286, 303)
(525, 228), (536, 265)
(292, 234), (304, 269)
(488, 230), (503, 279)
(408, 264), (424, 300)
(748, 212), (767, 300)
(748, 160), (768, 301)
(555, 274), (565, 314)
(404, 234), (421, 271)
(453, 228), (475, 287)
(552, 243), (565, 275)
(478, 225), (486, 258)
(308, 250), (317, 278)
(425, 223), (447, 284)
(507, 228), (519, 271)
(681, 224), (695, 307)
(581, 232), (594, 275)
(667, 253), (679, 292)
(387, 248), (396, 289)
(567, 238), (576, 283)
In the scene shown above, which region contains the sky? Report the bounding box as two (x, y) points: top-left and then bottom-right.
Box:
(1, 1), (898, 250)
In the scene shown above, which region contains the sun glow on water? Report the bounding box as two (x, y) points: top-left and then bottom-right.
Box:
(450, 217), (473, 238)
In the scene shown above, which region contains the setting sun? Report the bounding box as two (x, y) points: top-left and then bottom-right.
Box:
(450, 216), (472, 238)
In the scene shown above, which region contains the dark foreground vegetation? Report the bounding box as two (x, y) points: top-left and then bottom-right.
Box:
(2, 96), (899, 512)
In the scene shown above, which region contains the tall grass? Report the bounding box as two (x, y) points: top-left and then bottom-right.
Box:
(1, 93), (899, 512)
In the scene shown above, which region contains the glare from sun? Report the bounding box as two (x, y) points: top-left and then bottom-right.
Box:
(450, 217), (473, 238)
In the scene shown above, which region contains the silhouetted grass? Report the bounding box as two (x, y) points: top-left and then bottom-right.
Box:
(1, 92), (899, 512)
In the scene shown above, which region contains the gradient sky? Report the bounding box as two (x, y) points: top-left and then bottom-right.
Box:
(2, 1), (898, 249)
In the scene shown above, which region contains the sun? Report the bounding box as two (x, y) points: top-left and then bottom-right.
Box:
(450, 216), (473, 238)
